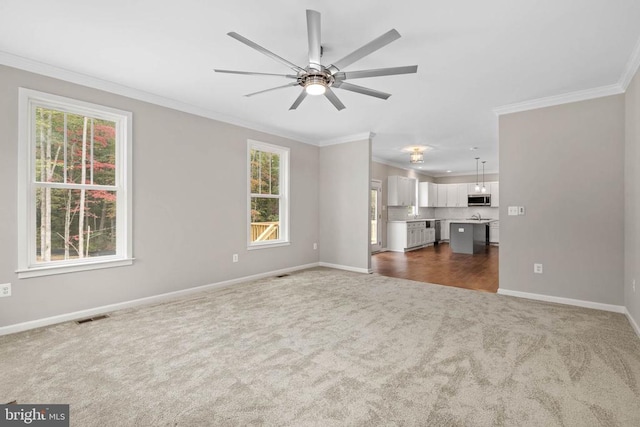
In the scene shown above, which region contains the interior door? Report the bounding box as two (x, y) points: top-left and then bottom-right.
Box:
(371, 180), (382, 252)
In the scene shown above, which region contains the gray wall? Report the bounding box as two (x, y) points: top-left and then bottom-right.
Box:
(0, 65), (320, 327)
(625, 67), (640, 326)
(499, 95), (625, 305)
(319, 140), (371, 271)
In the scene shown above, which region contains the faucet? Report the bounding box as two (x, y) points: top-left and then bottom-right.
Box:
(471, 212), (482, 220)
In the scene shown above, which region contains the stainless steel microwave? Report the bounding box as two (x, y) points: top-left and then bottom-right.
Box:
(468, 194), (491, 206)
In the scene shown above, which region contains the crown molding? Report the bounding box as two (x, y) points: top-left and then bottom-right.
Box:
(318, 132), (376, 147)
(620, 36), (640, 91)
(493, 84), (624, 116)
(0, 50), (316, 146)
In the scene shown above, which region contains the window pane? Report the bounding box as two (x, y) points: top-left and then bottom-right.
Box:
(35, 108), (117, 186)
(250, 149), (279, 195)
(90, 118), (117, 186)
(35, 107), (65, 183)
(35, 187), (117, 262)
(65, 112), (88, 184)
(250, 197), (280, 242)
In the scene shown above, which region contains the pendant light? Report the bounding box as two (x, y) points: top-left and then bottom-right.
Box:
(474, 157), (480, 192)
(481, 161), (487, 193)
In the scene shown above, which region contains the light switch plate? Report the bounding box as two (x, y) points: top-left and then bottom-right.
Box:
(518, 206), (526, 215)
(534, 264), (543, 274)
(508, 206), (519, 216)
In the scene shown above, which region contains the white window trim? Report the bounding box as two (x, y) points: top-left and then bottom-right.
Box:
(17, 88), (133, 278)
(247, 140), (290, 249)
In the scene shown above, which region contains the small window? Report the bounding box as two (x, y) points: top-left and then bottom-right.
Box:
(248, 140), (289, 248)
(18, 89), (133, 278)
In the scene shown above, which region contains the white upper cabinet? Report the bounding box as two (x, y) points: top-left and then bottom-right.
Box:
(490, 182), (499, 207)
(418, 182), (437, 207)
(444, 183), (468, 207)
(445, 184), (457, 207)
(436, 184), (448, 207)
(388, 176), (416, 207)
(456, 183), (468, 207)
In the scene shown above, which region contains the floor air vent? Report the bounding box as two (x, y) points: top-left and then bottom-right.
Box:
(275, 274), (290, 278)
(75, 314), (109, 325)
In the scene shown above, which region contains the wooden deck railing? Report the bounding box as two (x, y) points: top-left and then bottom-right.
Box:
(251, 222), (280, 242)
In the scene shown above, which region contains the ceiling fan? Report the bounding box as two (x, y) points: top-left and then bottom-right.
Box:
(214, 9), (418, 111)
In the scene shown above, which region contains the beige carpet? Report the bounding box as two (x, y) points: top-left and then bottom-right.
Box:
(1, 268), (639, 426)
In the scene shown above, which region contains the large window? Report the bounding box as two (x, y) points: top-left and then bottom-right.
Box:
(18, 89), (132, 278)
(248, 140), (289, 248)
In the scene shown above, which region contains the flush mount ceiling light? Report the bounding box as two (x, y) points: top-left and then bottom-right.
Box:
(409, 148), (424, 164)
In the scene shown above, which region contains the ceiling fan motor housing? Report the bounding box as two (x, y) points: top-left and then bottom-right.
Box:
(300, 72), (334, 89)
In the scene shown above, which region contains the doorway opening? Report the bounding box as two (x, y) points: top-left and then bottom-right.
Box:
(371, 180), (382, 253)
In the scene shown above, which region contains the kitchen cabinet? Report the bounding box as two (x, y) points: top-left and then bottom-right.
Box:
(456, 184), (468, 207)
(445, 185), (457, 207)
(489, 221), (499, 243)
(441, 220), (450, 240)
(468, 183), (481, 194)
(387, 176), (416, 207)
(387, 221), (434, 252)
(490, 182), (499, 207)
(418, 182), (437, 207)
(436, 184), (447, 207)
(445, 184), (468, 207)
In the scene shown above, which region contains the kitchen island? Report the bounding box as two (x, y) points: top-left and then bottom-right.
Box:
(449, 219), (495, 254)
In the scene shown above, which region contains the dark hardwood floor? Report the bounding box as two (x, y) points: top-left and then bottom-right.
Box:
(371, 243), (499, 293)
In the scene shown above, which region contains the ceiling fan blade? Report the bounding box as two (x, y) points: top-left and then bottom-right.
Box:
(289, 89), (308, 110)
(329, 29), (401, 73)
(244, 82), (299, 97)
(214, 69), (298, 78)
(306, 10), (322, 71)
(324, 88), (346, 111)
(333, 81), (391, 100)
(334, 65), (418, 80)
(227, 32), (305, 73)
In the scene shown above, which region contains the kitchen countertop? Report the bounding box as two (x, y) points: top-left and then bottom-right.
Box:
(448, 219), (497, 224)
(388, 218), (498, 224)
(387, 219), (437, 223)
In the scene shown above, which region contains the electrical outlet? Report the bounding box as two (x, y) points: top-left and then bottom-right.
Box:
(232, 254), (238, 263)
(313, 243), (317, 250)
(0, 283), (11, 298)
(534, 264), (543, 274)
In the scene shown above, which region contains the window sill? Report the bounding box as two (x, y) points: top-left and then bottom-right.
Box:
(17, 258), (134, 279)
(247, 242), (291, 251)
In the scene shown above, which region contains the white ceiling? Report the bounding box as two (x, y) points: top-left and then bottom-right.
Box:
(1, 0), (639, 176)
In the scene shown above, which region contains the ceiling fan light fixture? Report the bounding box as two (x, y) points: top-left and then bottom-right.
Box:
(304, 75), (327, 95)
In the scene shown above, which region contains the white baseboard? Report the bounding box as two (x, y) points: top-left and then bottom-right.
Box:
(318, 262), (371, 274)
(0, 262), (320, 336)
(625, 308), (640, 337)
(497, 288), (626, 313)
